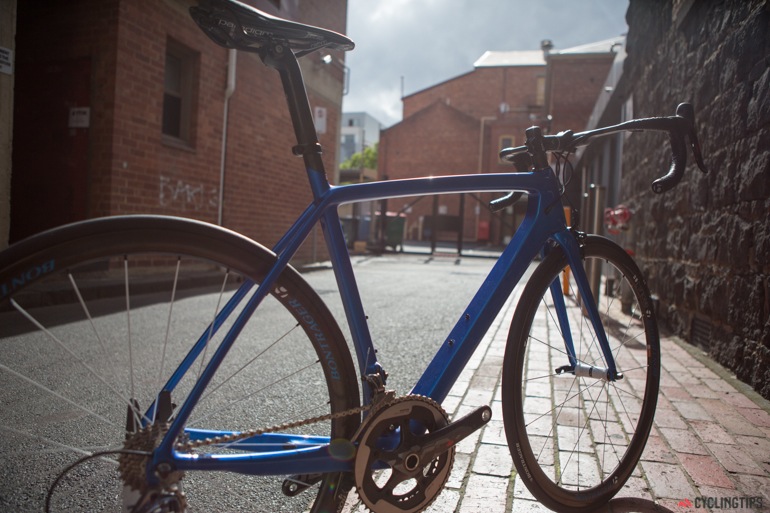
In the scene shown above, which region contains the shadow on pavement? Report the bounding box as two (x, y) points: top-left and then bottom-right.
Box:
(596, 497), (675, 513)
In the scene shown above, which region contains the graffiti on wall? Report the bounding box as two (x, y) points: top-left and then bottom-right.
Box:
(159, 175), (218, 212)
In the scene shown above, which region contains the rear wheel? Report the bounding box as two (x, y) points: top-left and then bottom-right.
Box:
(0, 216), (360, 512)
(502, 236), (660, 512)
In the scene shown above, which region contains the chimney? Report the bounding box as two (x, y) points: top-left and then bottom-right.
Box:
(541, 39), (554, 59)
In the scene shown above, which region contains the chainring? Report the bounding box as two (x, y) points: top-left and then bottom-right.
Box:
(353, 395), (454, 513)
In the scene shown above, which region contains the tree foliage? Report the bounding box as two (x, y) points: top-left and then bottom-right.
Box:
(340, 143), (378, 170)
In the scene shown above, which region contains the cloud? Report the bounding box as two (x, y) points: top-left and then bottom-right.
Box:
(342, 0), (629, 127)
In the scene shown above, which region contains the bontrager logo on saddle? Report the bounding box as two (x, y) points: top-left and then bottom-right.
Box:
(0, 1), (706, 512)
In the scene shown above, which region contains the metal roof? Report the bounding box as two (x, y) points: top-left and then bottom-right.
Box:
(473, 50), (545, 68)
(473, 35), (625, 68)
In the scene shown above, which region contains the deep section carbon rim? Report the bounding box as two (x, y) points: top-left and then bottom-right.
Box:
(503, 236), (660, 512)
(0, 216), (359, 512)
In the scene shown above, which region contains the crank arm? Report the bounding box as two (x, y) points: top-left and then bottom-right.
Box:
(408, 405), (492, 464)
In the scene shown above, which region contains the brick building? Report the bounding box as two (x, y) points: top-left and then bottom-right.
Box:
(5, 0), (348, 262)
(378, 39), (619, 246)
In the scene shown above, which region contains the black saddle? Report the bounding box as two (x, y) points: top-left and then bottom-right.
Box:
(190, 0), (355, 54)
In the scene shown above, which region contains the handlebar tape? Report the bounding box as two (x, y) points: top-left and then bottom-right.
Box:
(651, 129), (688, 193)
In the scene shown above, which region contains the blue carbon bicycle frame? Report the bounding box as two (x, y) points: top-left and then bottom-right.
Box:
(151, 165), (618, 477)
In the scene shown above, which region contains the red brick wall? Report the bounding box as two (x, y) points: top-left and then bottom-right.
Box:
(404, 66), (546, 121)
(110, 0), (347, 262)
(388, 66), (549, 244)
(547, 55), (614, 133)
(379, 101), (483, 241)
(13, 0), (348, 263)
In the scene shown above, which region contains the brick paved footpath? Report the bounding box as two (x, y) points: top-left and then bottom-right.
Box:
(419, 287), (770, 513)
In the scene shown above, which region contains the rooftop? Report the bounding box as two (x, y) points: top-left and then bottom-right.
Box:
(474, 50), (545, 68)
(473, 35), (625, 68)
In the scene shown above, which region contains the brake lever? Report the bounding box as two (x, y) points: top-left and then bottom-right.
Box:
(676, 103), (708, 174)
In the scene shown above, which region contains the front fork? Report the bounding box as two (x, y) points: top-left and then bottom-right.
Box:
(549, 230), (620, 382)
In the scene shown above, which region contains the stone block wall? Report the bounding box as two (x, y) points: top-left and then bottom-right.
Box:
(620, 0), (770, 397)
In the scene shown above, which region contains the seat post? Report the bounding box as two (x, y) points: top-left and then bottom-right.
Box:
(261, 44), (329, 195)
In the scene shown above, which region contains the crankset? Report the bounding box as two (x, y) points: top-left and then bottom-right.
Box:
(354, 395), (491, 513)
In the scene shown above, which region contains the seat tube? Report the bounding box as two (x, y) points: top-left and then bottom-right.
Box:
(269, 46), (331, 199)
(319, 207), (379, 396)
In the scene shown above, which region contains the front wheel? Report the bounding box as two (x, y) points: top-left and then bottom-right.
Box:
(502, 236), (660, 512)
(0, 216), (360, 513)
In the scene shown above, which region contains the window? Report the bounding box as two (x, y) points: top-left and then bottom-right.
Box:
(163, 39), (198, 144)
(535, 76), (546, 106)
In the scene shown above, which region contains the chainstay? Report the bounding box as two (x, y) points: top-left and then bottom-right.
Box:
(176, 403), (374, 451)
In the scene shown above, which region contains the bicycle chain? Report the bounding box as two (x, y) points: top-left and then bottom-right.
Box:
(176, 403), (375, 452)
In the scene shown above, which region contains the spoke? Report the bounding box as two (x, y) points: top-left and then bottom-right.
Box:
(529, 334), (574, 360)
(527, 386), (571, 431)
(189, 359), (319, 426)
(525, 371), (560, 382)
(9, 299), (146, 426)
(68, 273), (108, 358)
(611, 380), (645, 408)
(527, 378), (605, 432)
(544, 288), (565, 340)
(157, 258), (182, 409)
(600, 386), (615, 477)
(616, 363), (648, 376)
(196, 270), (230, 382)
(125, 257), (135, 402)
(558, 380), (606, 488)
(0, 363), (117, 429)
(612, 384), (640, 435)
(199, 323), (301, 403)
(615, 328), (647, 359)
(0, 424), (121, 464)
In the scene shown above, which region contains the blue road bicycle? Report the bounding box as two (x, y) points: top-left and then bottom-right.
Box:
(0, 1), (707, 512)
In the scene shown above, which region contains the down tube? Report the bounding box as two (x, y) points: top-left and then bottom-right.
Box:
(411, 191), (565, 403)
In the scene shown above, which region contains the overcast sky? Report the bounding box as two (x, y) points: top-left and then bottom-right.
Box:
(341, 0), (629, 128)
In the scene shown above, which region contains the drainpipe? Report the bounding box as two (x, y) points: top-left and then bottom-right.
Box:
(476, 116), (496, 241)
(218, 49), (237, 226)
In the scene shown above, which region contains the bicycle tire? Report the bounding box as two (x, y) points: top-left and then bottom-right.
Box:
(502, 235), (660, 512)
(0, 215), (360, 513)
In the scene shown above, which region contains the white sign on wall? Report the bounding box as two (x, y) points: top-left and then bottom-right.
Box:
(0, 47), (13, 75)
(69, 107), (91, 128)
(314, 106), (327, 134)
